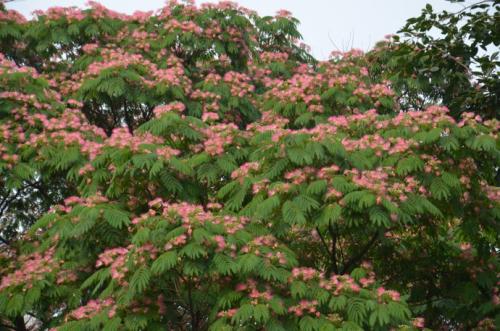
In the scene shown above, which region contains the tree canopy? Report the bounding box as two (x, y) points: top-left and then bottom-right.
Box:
(0, 1), (498, 330)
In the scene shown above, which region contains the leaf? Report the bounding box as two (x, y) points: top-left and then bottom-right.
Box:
(237, 254), (261, 273)
(213, 253), (236, 275)
(293, 195), (320, 212)
(193, 228), (211, 243)
(216, 156), (238, 173)
(103, 318), (122, 331)
(179, 243), (207, 259)
(332, 176), (356, 193)
(329, 295), (347, 311)
(299, 316), (319, 331)
(396, 155), (424, 175)
(255, 196), (280, 219)
(430, 178), (451, 200)
(71, 208), (99, 237)
(282, 201), (306, 225)
(468, 134), (496, 152)
(232, 304), (254, 323)
(268, 298), (286, 315)
(169, 157), (193, 176)
(81, 269), (110, 293)
(151, 251), (178, 274)
(225, 181), (250, 211)
(217, 291), (243, 310)
(253, 304), (270, 323)
(440, 135), (459, 151)
(306, 180), (328, 195)
(217, 181), (239, 199)
(102, 207), (130, 229)
(441, 172), (461, 188)
(315, 204), (342, 226)
(343, 190), (376, 209)
(124, 315), (149, 331)
(6, 294), (23, 317)
(132, 228), (151, 245)
(369, 207), (391, 227)
(291, 281), (307, 298)
(130, 267), (150, 294)
(369, 305), (391, 327)
(346, 298), (366, 324)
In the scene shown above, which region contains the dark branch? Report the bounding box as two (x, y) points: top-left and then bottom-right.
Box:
(327, 224), (339, 275)
(341, 231), (380, 274)
(315, 227), (331, 257)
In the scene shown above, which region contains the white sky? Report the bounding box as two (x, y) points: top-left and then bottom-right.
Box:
(6, 0), (467, 59)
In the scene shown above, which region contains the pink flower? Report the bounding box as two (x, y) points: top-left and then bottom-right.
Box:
(213, 235), (226, 250)
(413, 317), (425, 328)
(153, 102), (185, 117)
(235, 283), (247, 291)
(276, 9), (292, 18)
(202, 112), (219, 122)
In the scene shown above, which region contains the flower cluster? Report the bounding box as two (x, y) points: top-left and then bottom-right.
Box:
(96, 247), (129, 283)
(231, 162), (260, 181)
(201, 123), (238, 156)
(0, 248), (59, 291)
(153, 102), (186, 117)
(69, 298), (116, 320)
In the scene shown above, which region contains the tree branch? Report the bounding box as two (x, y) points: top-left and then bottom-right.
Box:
(315, 227), (331, 257)
(327, 224), (339, 275)
(341, 231), (380, 274)
(13, 316), (27, 331)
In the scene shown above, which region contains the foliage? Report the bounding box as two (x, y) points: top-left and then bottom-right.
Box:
(368, 0), (499, 120)
(0, 1), (498, 330)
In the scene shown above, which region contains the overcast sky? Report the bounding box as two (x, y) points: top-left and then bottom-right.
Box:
(6, 0), (466, 59)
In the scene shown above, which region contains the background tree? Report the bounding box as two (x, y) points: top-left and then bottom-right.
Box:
(369, 0), (499, 120)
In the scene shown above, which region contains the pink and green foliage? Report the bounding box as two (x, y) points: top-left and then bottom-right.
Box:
(0, 1), (498, 330)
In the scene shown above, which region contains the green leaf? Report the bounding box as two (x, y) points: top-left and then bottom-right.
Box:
(369, 305), (390, 327)
(255, 196), (281, 219)
(430, 178), (451, 200)
(291, 281), (307, 298)
(103, 318), (122, 331)
(346, 298), (366, 324)
(232, 304), (254, 323)
(102, 207), (130, 229)
(315, 203), (342, 226)
(237, 254), (261, 273)
(282, 201), (306, 225)
(467, 134), (496, 152)
(179, 243), (207, 259)
(151, 251), (178, 274)
(253, 304), (270, 323)
(329, 295), (347, 311)
(299, 316), (319, 331)
(130, 267), (150, 294)
(396, 155), (424, 175)
(306, 180), (327, 195)
(6, 294), (23, 316)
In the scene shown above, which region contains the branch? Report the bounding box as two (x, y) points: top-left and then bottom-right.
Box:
(13, 316), (27, 331)
(453, 0), (493, 15)
(187, 280), (198, 331)
(327, 224), (339, 275)
(315, 227), (330, 257)
(341, 231), (380, 274)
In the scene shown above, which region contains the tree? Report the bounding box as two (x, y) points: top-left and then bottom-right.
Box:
(368, 0), (499, 120)
(0, 1), (498, 330)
